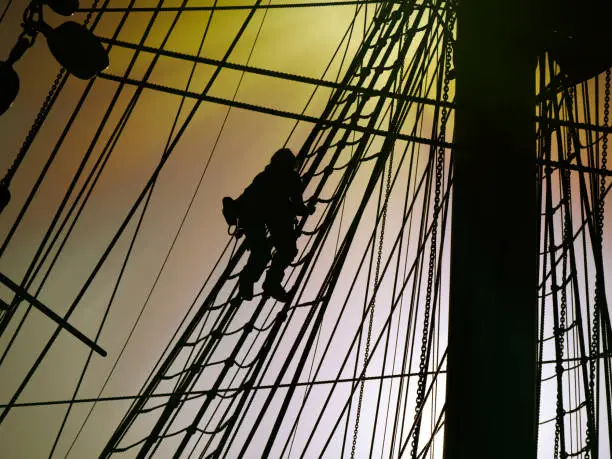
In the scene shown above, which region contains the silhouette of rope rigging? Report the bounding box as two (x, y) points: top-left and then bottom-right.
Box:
(101, 2), (392, 452)
(51, 0), (224, 452)
(213, 9), (452, 458)
(2, 1), (612, 458)
(0, 0), (178, 412)
(189, 6), (452, 456)
(79, 0), (401, 14)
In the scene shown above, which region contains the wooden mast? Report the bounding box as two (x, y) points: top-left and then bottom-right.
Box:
(444, 1), (538, 457)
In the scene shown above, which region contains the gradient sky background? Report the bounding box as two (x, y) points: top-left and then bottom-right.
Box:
(0, 1), (611, 458)
(0, 2), (394, 457)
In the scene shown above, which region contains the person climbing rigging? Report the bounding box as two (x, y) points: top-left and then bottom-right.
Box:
(222, 148), (315, 302)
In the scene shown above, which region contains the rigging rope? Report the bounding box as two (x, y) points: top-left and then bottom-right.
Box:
(127, 1), (273, 454)
(350, 122), (394, 459)
(1, 2), (460, 456)
(411, 9), (453, 456)
(54, 0), (218, 446)
(0, 0), (266, 434)
(14, 1), (612, 457)
(98, 0), (388, 456)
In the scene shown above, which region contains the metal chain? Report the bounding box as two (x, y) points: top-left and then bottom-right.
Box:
(554, 190), (569, 459)
(350, 140), (393, 459)
(535, 78), (550, 456)
(349, 7), (405, 456)
(554, 109), (574, 459)
(410, 10), (454, 458)
(1, 0), (101, 187)
(585, 69), (609, 459)
(1, 69), (64, 187)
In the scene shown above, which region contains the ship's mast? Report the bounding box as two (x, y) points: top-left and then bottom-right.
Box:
(445, 0), (538, 457)
(4, 1), (612, 456)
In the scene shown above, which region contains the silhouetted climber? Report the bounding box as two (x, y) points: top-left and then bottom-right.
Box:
(222, 148), (315, 302)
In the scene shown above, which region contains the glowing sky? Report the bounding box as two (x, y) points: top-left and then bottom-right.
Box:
(0, 2), (386, 457)
(0, 1), (611, 458)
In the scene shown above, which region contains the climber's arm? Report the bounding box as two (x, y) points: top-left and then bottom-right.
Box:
(291, 173), (314, 216)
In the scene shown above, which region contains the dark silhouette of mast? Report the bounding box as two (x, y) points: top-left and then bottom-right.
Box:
(0, 1), (611, 457)
(444, 1), (537, 457)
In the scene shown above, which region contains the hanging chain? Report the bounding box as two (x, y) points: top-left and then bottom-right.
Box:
(410, 9), (454, 458)
(553, 243), (569, 459)
(349, 6), (406, 456)
(1, 70), (64, 187)
(585, 69), (609, 459)
(554, 107), (574, 459)
(349, 141), (393, 459)
(1, 0), (101, 187)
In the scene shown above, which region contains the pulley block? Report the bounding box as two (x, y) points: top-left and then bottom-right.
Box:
(545, 0), (612, 84)
(0, 62), (19, 115)
(39, 21), (108, 79)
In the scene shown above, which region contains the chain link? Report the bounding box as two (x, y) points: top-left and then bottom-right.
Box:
(349, 8), (409, 454)
(349, 6), (406, 456)
(585, 69), (609, 459)
(350, 139), (393, 459)
(1, 0), (101, 187)
(554, 180), (570, 459)
(554, 106), (575, 459)
(1, 68), (64, 187)
(410, 9), (454, 458)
